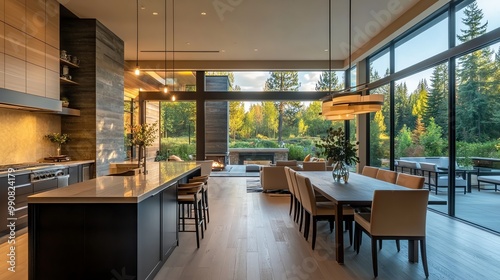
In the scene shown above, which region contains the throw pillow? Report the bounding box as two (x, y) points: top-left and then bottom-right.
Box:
(303, 154), (311, 162)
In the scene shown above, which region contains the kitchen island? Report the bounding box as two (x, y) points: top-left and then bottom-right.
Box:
(28, 161), (200, 280)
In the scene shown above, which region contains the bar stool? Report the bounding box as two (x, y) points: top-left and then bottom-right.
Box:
(189, 175), (210, 228)
(178, 182), (205, 248)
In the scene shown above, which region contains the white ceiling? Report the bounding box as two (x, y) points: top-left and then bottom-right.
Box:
(61, 0), (448, 72)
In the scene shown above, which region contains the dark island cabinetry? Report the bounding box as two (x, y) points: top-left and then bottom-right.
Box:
(28, 162), (200, 280)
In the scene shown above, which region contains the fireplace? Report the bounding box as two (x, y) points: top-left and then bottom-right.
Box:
(206, 153), (229, 171)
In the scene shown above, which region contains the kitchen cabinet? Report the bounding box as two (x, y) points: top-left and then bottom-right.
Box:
(65, 162), (94, 185)
(0, 172), (31, 236)
(29, 163), (200, 280)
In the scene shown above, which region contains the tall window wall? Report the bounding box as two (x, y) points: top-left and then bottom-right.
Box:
(366, 0), (500, 232)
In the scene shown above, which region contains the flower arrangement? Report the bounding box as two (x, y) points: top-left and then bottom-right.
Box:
(45, 133), (70, 145)
(315, 127), (359, 166)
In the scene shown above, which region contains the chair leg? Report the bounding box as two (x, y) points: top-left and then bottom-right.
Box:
(299, 206), (304, 232)
(289, 194), (293, 216)
(347, 220), (353, 246)
(312, 216), (317, 250)
(304, 212), (310, 240)
(294, 198), (299, 223)
(198, 200), (204, 239)
(328, 217), (334, 233)
(371, 238), (378, 278)
(193, 202), (200, 248)
(420, 238), (429, 278)
(396, 239), (400, 252)
(204, 187), (210, 224)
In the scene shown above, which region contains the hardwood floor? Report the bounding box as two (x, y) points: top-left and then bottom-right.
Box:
(2, 176), (500, 279)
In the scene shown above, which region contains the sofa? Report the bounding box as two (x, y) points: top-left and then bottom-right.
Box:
(260, 160), (302, 192)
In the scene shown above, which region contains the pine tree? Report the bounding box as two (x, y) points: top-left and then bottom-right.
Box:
(264, 72), (300, 143)
(315, 71), (344, 91)
(456, 2), (494, 142)
(425, 64), (448, 136)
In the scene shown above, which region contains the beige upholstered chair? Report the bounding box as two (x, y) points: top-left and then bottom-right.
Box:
(196, 160), (213, 177)
(295, 173), (354, 250)
(375, 169), (397, 184)
(354, 190), (429, 278)
(288, 168), (305, 230)
(362, 166), (379, 178)
(284, 167), (298, 218)
(396, 173), (425, 189)
(302, 161), (327, 171)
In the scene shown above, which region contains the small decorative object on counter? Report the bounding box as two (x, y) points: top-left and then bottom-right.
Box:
(127, 122), (158, 174)
(44, 133), (70, 157)
(60, 50), (68, 60)
(61, 97), (69, 107)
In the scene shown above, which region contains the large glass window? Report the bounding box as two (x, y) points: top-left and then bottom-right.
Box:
(456, 0), (500, 46)
(455, 42), (500, 231)
(395, 13), (448, 72)
(159, 101), (196, 160)
(369, 85), (390, 168)
(369, 48), (390, 82)
(206, 71), (345, 92)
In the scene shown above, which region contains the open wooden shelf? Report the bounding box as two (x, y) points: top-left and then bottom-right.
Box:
(60, 77), (79, 85)
(60, 59), (80, 68)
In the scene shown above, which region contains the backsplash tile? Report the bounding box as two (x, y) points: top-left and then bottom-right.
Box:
(0, 108), (61, 164)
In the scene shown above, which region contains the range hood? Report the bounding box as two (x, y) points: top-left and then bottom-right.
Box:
(0, 89), (62, 112)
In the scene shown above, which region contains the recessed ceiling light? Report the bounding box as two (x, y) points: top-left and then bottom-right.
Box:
(201, 12), (206, 16)
(153, 12), (158, 15)
(186, 42), (191, 45)
(141, 6), (145, 10)
(324, 49), (329, 52)
(254, 48), (258, 52)
(221, 49), (226, 53)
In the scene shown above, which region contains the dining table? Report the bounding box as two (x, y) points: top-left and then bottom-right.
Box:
(296, 171), (447, 264)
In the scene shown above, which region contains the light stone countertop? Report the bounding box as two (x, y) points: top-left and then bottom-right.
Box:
(28, 162), (200, 204)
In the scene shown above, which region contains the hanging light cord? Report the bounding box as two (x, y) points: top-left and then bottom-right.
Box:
(349, 0), (352, 86)
(328, 0), (332, 95)
(172, 0), (175, 92)
(164, 0), (167, 92)
(136, 0), (139, 69)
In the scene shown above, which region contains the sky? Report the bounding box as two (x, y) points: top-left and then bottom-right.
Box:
(232, 0), (500, 99)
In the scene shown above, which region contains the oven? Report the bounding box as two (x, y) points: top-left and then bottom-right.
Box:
(31, 167), (69, 192)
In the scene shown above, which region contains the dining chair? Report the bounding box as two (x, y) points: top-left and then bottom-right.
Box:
(375, 169), (397, 184)
(302, 161), (327, 171)
(354, 189), (429, 278)
(361, 166), (379, 178)
(177, 182), (205, 248)
(295, 173), (354, 250)
(288, 168), (304, 231)
(396, 173), (425, 189)
(284, 166), (298, 218)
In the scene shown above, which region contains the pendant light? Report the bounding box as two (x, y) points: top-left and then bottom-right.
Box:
(163, 0), (168, 94)
(134, 0), (140, 76)
(321, 0), (383, 117)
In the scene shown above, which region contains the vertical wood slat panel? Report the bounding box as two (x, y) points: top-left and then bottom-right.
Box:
(5, 54), (25, 92)
(5, 0), (26, 32)
(26, 62), (45, 96)
(0, 0), (5, 22)
(45, 0), (58, 48)
(0, 53), (5, 88)
(45, 68), (59, 99)
(45, 43), (58, 72)
(26, 0), (45, 42)
(26, 35), (45, 67)
(4, 24), (25, 60)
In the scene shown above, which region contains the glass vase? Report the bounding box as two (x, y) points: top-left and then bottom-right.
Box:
(56, 145), (61, 156)
(332, 161), (349, 183)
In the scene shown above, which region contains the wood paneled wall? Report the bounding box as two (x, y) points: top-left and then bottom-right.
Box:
(60, 19), (125, 177)
(205, 76), (229, 155)
(0, 0), (60, 99)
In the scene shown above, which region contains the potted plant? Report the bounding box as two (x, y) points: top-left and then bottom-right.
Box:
(45, 133), (70, 156)
(61, 97), (69, 108)
(127, 122), (158, 174)
(315, 127), (359, 182)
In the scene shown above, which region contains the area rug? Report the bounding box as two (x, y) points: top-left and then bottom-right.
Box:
(246, 178), (291, 195)
(246, 178), (263, 193)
